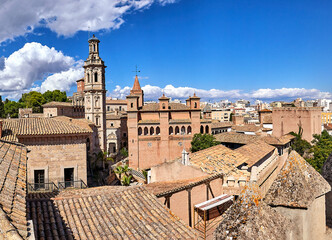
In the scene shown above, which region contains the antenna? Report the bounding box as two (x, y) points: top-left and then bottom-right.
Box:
(88, 26), (91, 39)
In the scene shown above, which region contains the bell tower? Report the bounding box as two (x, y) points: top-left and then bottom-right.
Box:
(84, 35), (107, 151)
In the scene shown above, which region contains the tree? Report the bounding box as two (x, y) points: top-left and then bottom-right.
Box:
(307, 130), (332, 172)
(191, 133), (220, 153)
(43, 90), (69, 103)
(290, 126), (311, 156)
(120, 147), (128, 158)
(19, 91), (46, 113)
(0, 96), (5, 118)
(4, 99), (21, 118)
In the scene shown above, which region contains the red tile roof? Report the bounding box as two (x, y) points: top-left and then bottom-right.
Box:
(27, 186), (198, 239)
(0, 141), (28, 239)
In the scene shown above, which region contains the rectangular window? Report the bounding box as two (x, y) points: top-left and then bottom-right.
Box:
(34, 170), (45, 189)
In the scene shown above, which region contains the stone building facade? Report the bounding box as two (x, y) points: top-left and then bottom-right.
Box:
(127, 76), (211, 170)
(1, 117), (97, 188)
(272, 107), (322, 142)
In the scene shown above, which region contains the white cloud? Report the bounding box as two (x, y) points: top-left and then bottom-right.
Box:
(251, 88), (332, 100)
(0, 0), (177, 43)
(108, 84), (332, 101)
(0, 42), (83, 98)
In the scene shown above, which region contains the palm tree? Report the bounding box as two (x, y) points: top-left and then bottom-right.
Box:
(114, 166), (125, 179)
(121, 175), (132, 186)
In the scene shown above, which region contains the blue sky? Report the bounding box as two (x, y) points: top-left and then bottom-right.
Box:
(0, 0), (331, 102)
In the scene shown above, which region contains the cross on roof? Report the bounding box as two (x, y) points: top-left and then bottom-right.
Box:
(133, 65), (140, 76)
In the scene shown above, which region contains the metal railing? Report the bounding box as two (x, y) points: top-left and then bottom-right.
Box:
(58, 179), (88, 190)
(28, 182), (58, 193)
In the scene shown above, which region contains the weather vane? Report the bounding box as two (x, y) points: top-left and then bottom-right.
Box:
(132, 65), (140, 76)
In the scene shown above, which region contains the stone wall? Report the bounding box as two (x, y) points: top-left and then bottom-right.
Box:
(22, 136), (88, 185)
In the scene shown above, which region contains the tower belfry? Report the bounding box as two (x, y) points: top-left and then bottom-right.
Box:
(84, 34), (107, 151)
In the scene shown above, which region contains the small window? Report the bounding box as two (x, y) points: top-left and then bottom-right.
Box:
(194, 102), (197, 108)
(150, 127), (154, 135)
(94, 72), (98, 82)
(131, 103), (133, 108)
(156, 127), (160, 135)
(138, 127), (142, 135)
(119, 106), (122, 111)
(111, 123), (114, 127)
(107, 106), (110, 111)
(34, 170), (45, 190)
(96, 117), (99, 125)
(144, 127), (148, 135)
(162, 103), (165, 109)
(169, 126), (173, 135)
(175, 126), (180, 135)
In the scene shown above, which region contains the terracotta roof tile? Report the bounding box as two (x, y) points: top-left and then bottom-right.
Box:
(1, 117), (93, 142)
(211, 122), (232, 129)
(141, 103), (190, 111)
(145, 174), (222, 197)
(0, 140), (28, 239)
(264, 151), (331, 208)
(42, 101), (73, 107)
(232, 124), (261, 132)
(235, 140), (276, 167)
(188, 145), (249, 174)
(27, 186), (198, 239)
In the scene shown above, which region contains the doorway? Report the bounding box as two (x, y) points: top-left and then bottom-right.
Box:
(64, 168), (74, 188)
(34, 170), (45, 190)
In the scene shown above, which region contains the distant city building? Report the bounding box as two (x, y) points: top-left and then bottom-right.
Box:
(211, 108), (232, 122)
(272, 107), (322, 142)
(318, 99), (332, 112)
(322, 112), (332, 124)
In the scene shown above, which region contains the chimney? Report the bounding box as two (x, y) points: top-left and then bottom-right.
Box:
(181, 149), (189, 165)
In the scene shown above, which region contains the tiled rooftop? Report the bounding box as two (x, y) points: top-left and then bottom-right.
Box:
(1, 117), (93, 142)
(214, 132), (294, 146)
(141, 103), (190, 111)
(27, 186), (198, 239)
(232, 124), (261, 132)
(214, 184), (293, 240)
(42, 101), (73, 107)
(106, 99), (127, 105)
(235, 140), (276, 167)
(145, 174), (222, 197)
(211, 122), (232, 129)
(188, 144), (249, 174)
(264, 151), (331, 208)
(0, 140), (28, 239)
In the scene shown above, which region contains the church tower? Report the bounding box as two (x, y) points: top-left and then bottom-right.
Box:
(84, 35), (107, 151)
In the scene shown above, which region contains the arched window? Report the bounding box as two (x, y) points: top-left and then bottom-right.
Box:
(205, 125), (209, 134)
(138, 127), (142, 136)
(150, 127), (154, 135)
(87, 73), (90, 83)
(94, 72), (98, 82)
(175, 126), (180, 135)
(162, 103), (165, 109)
(200, 125), (204, 134)
(181, 126), (186, 134)
(194, 102), (197, 108)
(187, 126), (192, 134)
(131, 103), (133, 108)
(169, 126), (173, 135)
(144, 127), (148, 135)
(119, 106), (122, 111)
(156, 127), (160, 135)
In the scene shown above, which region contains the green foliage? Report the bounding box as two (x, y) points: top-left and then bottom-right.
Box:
(120, 147), (128, 158)
(307, 130), (332, 172)
(290, 126), (311, 156)
(0, 96), (5, 118)
(43, 90), (69, 103)
(121, 175), (132, 186)
(191, 133), (220, 153)
(19, 91), (46, 113)
(4, 99), (22, 118)
(142, 170), (148, 182)
(114, 164), (130, 180)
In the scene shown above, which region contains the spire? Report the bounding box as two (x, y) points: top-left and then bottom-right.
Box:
(132, 75), (142, 92)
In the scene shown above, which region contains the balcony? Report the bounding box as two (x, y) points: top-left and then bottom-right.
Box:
(28, 179), (88, 193)
(58, 179), (88, 190)
(28, 182), (58, 193)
